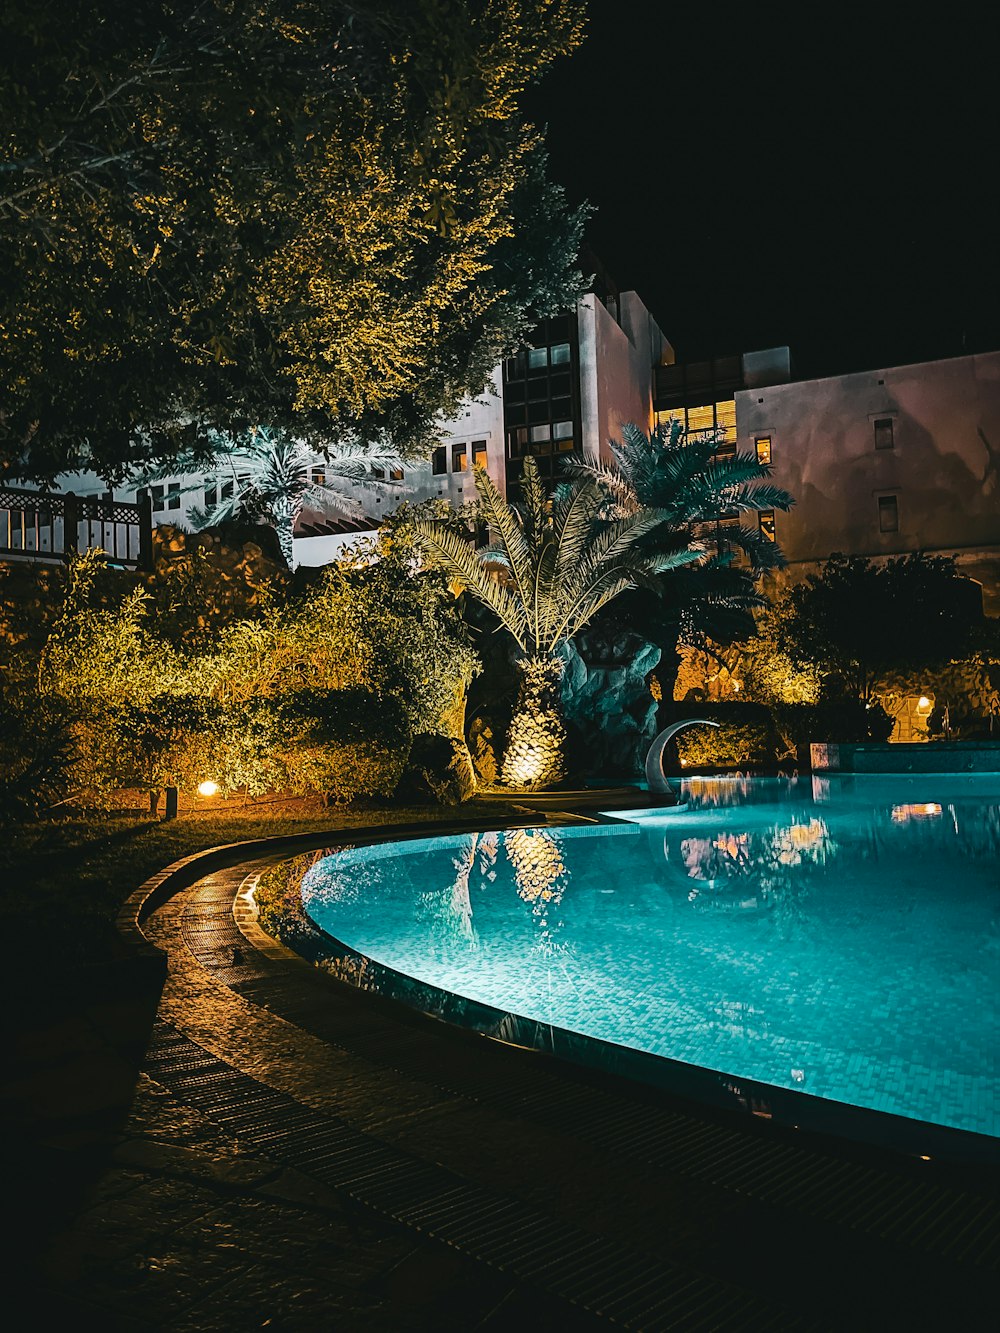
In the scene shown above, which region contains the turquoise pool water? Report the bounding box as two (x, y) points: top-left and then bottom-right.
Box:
(299, 775), (999, 1143)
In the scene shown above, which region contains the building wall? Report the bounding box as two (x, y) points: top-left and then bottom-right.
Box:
(737, 350), (1000, 608)
(578, 292), (669, 465)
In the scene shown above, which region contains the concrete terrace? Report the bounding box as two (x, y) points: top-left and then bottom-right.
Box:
(4, 810), (999, 1331)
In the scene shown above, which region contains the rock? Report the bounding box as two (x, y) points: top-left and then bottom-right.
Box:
(559, 628), (662, 778)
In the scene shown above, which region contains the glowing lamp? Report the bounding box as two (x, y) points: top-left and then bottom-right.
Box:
(915, 695), (932, 715)
(197, 780), (220, 797)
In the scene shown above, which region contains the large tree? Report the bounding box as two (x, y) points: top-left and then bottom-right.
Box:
(772, 552), (984, 703)
(0, 0), (587, 483)
(415, 457), (703, 789)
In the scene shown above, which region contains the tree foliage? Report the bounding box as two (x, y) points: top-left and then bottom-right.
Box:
(0, 0), (588, 482)
(773, 552), (984, 702)
(35, 539), (480, 803)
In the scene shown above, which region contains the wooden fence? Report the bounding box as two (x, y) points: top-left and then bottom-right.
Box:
(0, 487), (153, 570)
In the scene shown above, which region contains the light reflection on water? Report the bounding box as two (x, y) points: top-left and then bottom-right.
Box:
(298, 775), (1000, 1138)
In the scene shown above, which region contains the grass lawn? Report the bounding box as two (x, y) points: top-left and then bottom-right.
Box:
(2, 790), (524, 982)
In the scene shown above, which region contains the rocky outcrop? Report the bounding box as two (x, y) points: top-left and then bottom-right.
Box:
(559, 626), (661, 778)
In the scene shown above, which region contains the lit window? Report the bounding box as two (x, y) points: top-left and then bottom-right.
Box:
(472, 440), (487, 467)
(687, 404), (715, 436)
(878, 494), (899, 532)
(530, 423), (551, 443)
(755, 436), (772, 465)
(527, 347), (547, 370)
(550, 343), (571, 365)
(715, 400), (737, 441)
(874, 418), (895, 450)
(452, 443), (468, 472)
(311, 466), (325, 486)
(389, 466), (403, 481)
(759, 510), (776, 541)
(432, 446), (447, 475)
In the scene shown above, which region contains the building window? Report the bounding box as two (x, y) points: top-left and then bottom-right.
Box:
(151, 484), (165, 513)
(136, 486), (149, 507)
(311, 466), (325, 486)
(203, 478), (217, 508)
(530, 423), (551, 443)
(221, 478), (234, 502)
(759, 510), (776, 542)
(527, 347), (547, 371)
(550, 342), (571, 365)
(472, 440), (487, 467)
(755, 436), (772, 465)
(715, 400), (737, 441)
(874, 417), (895, 450)
(432, 446), (447, 475)
(878, 494), (899, 533)
(389, 466), (403, 481)
(452, 443), (468, 472)
(167, 482), (181, 511)
(370, 463), (385, 479)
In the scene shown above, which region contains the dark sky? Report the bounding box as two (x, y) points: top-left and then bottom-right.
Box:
(523, 5), (1000, 382)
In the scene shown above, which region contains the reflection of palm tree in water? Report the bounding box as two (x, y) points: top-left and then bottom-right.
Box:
(504, 828), (569, 951)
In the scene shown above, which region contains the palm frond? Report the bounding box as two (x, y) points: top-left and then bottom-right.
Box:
(413, 521), (528, 649)
(470, 463), (535, 608)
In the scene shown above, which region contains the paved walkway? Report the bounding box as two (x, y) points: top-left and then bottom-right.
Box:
(4, 821), (999, 1330)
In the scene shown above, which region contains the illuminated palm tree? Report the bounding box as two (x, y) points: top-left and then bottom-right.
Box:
(415, 456), (704, 789)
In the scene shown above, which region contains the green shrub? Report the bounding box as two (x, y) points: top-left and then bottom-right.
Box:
(275, 688), (410, 804)
(0, 684), (77, 824)
(671, 703), (779, 769)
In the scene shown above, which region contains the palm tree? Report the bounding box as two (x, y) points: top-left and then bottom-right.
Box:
(568, 418), (793, 569)
(191, 427), (406, 568)
(414, 456), (704, 789)
(134, 427), (404, 568)
(565, 419), (795, 702)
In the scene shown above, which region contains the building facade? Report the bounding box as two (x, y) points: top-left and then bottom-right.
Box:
(736, 349), (1000, 612)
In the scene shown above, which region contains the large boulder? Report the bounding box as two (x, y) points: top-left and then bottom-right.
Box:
(560, 626), (661, 779)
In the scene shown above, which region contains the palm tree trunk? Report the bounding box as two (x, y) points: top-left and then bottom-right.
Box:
(501, 656), (567, 790)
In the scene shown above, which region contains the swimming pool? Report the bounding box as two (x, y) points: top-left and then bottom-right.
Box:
(297, 775), (999, 1157)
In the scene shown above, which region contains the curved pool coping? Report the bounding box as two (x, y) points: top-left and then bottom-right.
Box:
(117, 812), (1000, 1168)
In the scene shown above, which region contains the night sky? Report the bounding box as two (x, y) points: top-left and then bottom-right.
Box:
(524, 5), (1000, 383)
